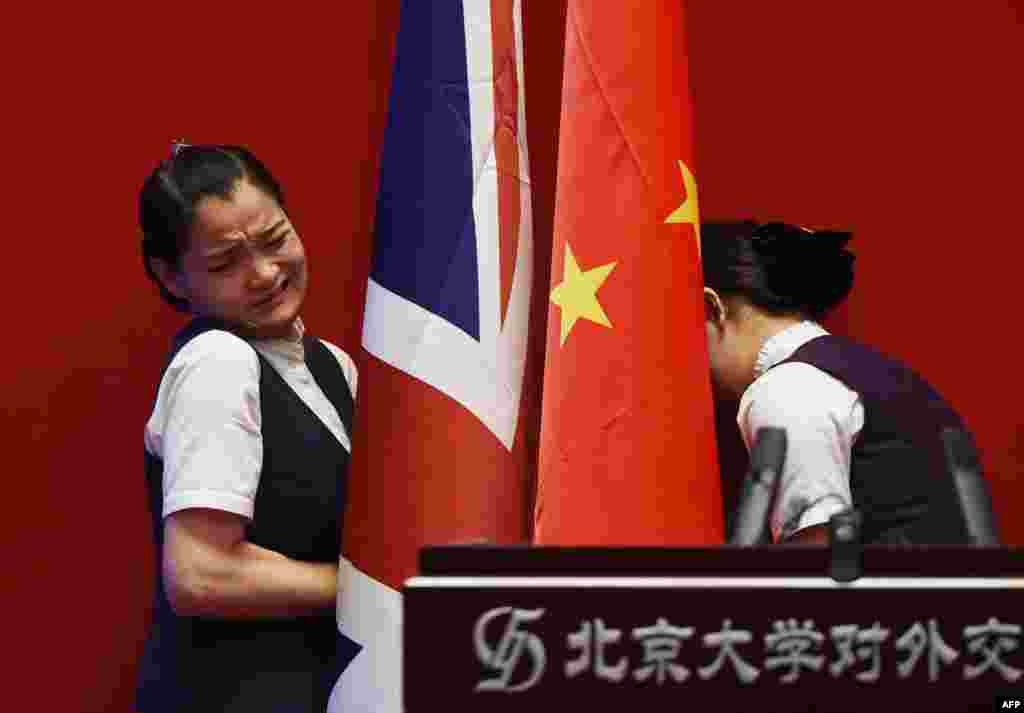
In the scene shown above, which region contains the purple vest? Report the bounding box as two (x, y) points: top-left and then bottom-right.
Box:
(776, 335), (970, 544)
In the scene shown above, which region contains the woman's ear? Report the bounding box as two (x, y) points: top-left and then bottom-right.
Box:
(149, 257), (188, 302)
(704, 287), (727, 327)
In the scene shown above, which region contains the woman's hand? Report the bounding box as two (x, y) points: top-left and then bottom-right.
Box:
(163, 507), (338, 619)
(782, 524), (830, 545)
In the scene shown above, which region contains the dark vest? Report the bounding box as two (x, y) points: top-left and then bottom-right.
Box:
(776, 335), (970, 545)
(137, 318), (355, 713)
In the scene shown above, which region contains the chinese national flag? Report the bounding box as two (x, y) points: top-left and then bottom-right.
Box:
(533, 0), (723, 544)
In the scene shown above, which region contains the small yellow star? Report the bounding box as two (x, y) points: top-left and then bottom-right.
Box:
(550, 241), (617, 346)
(664, 159), (700, 251)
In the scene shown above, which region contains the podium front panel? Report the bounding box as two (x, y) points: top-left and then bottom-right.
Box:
(404, 548), (1023, 712)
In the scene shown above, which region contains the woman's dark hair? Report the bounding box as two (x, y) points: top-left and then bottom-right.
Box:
(139, 144), (286, 312)
(701, 220), (855, 321)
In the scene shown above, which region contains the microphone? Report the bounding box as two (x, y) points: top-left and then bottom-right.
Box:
(729, 427), (787, 546)
(941, 428), (1001, 546)
(828, 508), (864, 583)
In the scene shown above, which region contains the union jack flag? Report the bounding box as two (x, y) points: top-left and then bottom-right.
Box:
(329, 1), (534, 710)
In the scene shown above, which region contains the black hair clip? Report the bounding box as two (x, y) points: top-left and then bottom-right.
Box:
(752, 222), (810, 245)
(752, 222), (852, 254)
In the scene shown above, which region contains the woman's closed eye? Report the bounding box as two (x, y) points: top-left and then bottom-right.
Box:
(266, 232), (290, 250)
(208, 259), (234, 273)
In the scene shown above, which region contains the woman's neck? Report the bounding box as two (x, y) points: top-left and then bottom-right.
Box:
(737, 308), (805, 389)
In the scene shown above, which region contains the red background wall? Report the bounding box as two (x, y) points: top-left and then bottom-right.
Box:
(4, 2), (1020, 710)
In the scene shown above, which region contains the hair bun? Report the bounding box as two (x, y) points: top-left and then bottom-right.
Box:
(751, 222), (855, 319)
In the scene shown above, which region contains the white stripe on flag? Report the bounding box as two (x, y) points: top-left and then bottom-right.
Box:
(463, 0), (500, 349)
(328, 558), (403, 713)
(362, 277), (524, 449)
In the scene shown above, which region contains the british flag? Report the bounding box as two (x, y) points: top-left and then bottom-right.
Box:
(329, 1), (533, 711)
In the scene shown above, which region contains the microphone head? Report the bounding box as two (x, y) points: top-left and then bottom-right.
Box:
(941, 427), (1000, 546)
(750, 427), (787, 481)
(941, 427), (981, 472)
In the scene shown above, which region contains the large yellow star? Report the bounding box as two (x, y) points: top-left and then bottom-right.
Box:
(664, 159), (700, 251)
(550, 241), (617, 346)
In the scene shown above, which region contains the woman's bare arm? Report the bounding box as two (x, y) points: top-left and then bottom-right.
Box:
(163, 508), (338, 619)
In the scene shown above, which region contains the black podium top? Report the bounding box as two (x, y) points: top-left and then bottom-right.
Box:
(419, 544), (1024, 579)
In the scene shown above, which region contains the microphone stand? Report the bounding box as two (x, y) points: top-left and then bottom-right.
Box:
(728, 427), (787, 547)
(942, 428), (1001, 546)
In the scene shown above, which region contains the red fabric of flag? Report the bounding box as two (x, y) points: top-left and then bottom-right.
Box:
(533, 0), (724, 545)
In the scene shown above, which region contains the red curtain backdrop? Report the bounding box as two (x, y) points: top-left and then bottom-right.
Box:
(3, 1), (1020, 710)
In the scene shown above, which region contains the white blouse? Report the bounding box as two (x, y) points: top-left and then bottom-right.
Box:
(737, 321), (864, 541)
(144, 318), (358, 520)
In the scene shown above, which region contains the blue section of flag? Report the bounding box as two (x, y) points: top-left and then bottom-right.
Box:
(329, 631), (362, 693)
(371, 0), (481, 341)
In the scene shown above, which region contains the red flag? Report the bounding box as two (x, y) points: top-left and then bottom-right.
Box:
(533, 0), (723, 545)
(330, 1), (537, 710)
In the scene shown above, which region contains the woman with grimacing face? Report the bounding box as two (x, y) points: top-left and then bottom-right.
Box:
(701, 221), (984, 547)
(153, 177), (309, 339)
(136, 144), (358, 713)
